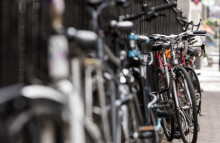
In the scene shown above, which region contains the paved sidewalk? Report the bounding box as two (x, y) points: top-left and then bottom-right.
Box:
(162, 64), (220, 143)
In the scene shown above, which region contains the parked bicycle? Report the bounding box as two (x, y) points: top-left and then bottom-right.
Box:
(0, 0), (207, 143)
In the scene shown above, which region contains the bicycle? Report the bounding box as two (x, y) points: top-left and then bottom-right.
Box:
(177, 17), (206, 115)
(151, 30), (205, 143)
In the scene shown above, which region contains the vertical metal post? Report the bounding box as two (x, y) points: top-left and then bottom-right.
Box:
(219, 28), (220, 71)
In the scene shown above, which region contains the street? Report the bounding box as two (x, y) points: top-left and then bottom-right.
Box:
(163, 64), (220, 143)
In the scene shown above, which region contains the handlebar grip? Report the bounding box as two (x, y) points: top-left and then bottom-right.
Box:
(154, 2), (177, 12)
(188, 37), (195, 42)
(193, 30), (206, 35)
(191, 40), (198, 45)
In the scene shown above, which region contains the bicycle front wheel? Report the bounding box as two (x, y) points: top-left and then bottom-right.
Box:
(185, 66), (202, 115)
(175, 67), (198, 143)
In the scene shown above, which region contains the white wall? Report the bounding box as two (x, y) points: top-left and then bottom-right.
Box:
(190, 2), (203, 24)
(177, 0), (191, 20)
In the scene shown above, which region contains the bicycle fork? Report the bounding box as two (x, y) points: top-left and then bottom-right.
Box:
(84, 58), (111, 143)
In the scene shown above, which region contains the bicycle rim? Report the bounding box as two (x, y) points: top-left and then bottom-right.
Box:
(175, 67), (198, 143)
(185, 67), (201, 114)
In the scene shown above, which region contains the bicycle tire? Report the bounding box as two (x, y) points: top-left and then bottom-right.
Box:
(7, 99), (66, 143)
(185, 66), (202, 115)
(175, 67), (198, 143)
(156, 68), (175, 141)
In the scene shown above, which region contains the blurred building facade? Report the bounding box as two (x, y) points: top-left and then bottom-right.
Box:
(177, 0), (209, 69)
(1, 0), (184, 87)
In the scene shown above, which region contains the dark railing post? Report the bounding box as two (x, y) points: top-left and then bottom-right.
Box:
(219, 28), (220, 71)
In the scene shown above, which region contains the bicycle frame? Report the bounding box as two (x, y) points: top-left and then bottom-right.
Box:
(158, 39), (193, 110)
(156, 50), (170, 87)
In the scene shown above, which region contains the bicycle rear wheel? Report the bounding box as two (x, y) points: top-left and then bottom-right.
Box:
(175, 67), (198, 143)
(156, 68), (175, 141)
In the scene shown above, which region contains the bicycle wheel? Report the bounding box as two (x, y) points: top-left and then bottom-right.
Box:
(185, 66), (202, 115)
(175, 67), (198, 143)
(7, 99), (66, 143)
(156, 68), (175, 141)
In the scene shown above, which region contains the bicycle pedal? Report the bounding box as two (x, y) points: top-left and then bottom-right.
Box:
(156, 110), (174, 119)
(139, 126), (155, 131)
(182, 105), (190, 110)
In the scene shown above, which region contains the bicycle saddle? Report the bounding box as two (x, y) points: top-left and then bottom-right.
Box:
(75, 30), (98, 49)
(152, 43), (162, 51)
(162, 41), (170, 49)
(149, 34), (160, 40)
(110, 20), (133, 33)
(152, 41), (170, 51)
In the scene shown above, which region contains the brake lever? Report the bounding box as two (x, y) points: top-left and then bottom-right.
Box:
(143, 12), (163, 22)
(115, 0), (130, 7)
(191, 40), (198, 45)
(201, 43), (206, 55)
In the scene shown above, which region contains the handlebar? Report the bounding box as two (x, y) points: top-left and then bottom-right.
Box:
(154, 2), (177, 11)
(193, 30), (206, 35)
(122, 2), (177, 21)
(137, 35), (150, 43)
(150, 29), (206, 42)
(178, 17), (202, 31)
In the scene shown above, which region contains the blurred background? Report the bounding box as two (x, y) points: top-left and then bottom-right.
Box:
(1, 0), (220, 142)
(1, 0), (220, 87)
